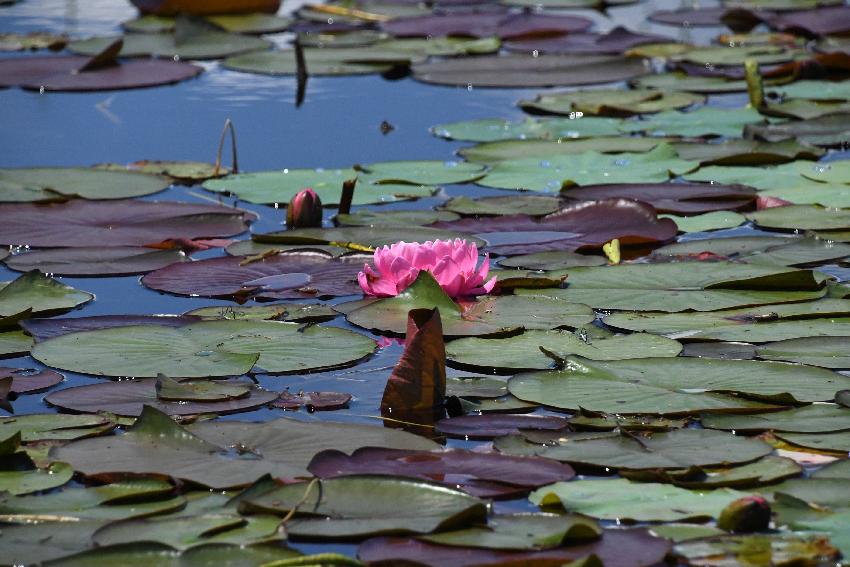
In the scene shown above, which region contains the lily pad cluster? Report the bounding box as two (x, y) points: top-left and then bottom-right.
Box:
(3, 0), (850, 564)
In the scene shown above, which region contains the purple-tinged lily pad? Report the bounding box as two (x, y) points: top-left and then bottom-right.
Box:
(0, 55), (202, 92)
(763, 6), (850, 36)
(435, 414), (568, 440)
(358, 528), (672, 567)
(432, 199), (678, 255)
(308, 446), (575, 499)
(0, 200), (255, 248)
(142, 252), (365, 300)
(505, 27), (673, 56)
(381, 12), (592, 40)
(45, 377), (278, 417)
(2, 367), (63, 395)
(4, 247), (187, 276)
(560, 183), (757, 215)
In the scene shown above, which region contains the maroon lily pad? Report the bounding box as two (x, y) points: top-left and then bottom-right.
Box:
(381, 13), (592, 40)
(1, 367), (64, 394)
(435, 414), (569, 440)
(3, 246), (187, 276)
(413, 54), (650, 89)
(358, 528), (672, 567)
(141, 252), (365, 300)
(0, 55), (202, 92)
(308, 446), (575, 499)
(45, 377), (278, 417)
(763, 6), (850, 37)
(432, 199), (678, 255)
(0, 200), (255, 248)
(21, 315), (202, 342)
(648, 7), (763, 29)
(505, 27), (673, 56)
(560, 183), (757, 215)
(274, 391), (352, 411)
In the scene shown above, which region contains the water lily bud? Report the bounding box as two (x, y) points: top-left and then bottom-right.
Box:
(286, 188), (322, 228)
(717, 496), (771, 533)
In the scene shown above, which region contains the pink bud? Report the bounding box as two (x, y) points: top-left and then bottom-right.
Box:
(286, 188), (323, 228)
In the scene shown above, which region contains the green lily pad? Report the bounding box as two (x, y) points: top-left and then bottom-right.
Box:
(770, 80), (850, 102)
(798, 159), (850, 184)
(776, 431), (850, 453)
(703, 403), (850, 433)
(519, 88), (704, 116)
(52, 406), (439, 489)
(673, 534), (842, 567)
(40, 542), (306, 567)
(658, 455), (803, 490)
(243, 476), (487, 538)
(94, 160), (228, 183)
(497, 428), (772, 471)
(446, 330), (682, 372)
(619, 107), (767, 138)
(203, 160), (485, 206)
(335, 209), (459, 227)
(649, 524), (725, 542)
(530, 478), (746, 522)
(498, 251), (607, 270)
(0, 460), (73, 495)
(32, 319), (375, 378)
(91, 512), (283, 551)
(685, 161), (809, 190)
(224, 240), (350, 257)
(672, 139), (824, 166)
(507, 357), (849, 415)
(123, 13), (293, 35)
(223, 38), (500, 76)
(661, 211), (747, 233)
(654, 236), (850, 267)
(763, 98), (850, 121)
(0, 330), (33, 356)
(517, 261), (826, 312)
(459, 137), (663, 164)
(432, 117), (622, 143)
(441, 195), (560, 217)
(761, 182), (850, 208)
(745, 113), (850, 146)
(0, 271), (93, 319)
(420, 513), (601, 550)
(676, 45), (805, 66)
(604, 299), (850, 342)
(750, 205), (850, 231)
(786, 512), (850, 562)
(185, 303), (338, 323)
(0, 167), (170, 202)
(0, 413), (116, 442)
(632, 72), (748, 94)
(0, 478), (180, 522)
(340, 271), (594, 336)
(478, 143), (698, 191)
(756, 337), (850, 368)
(68, 27), (271, 60)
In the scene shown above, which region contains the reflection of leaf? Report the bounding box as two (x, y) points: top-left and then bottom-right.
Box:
(381, 308), (446, 427)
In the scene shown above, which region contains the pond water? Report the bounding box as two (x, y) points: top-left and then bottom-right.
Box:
(2, 0), (850, 564)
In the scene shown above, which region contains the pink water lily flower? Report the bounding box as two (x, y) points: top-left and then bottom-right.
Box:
(358, 239), (497, 299)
